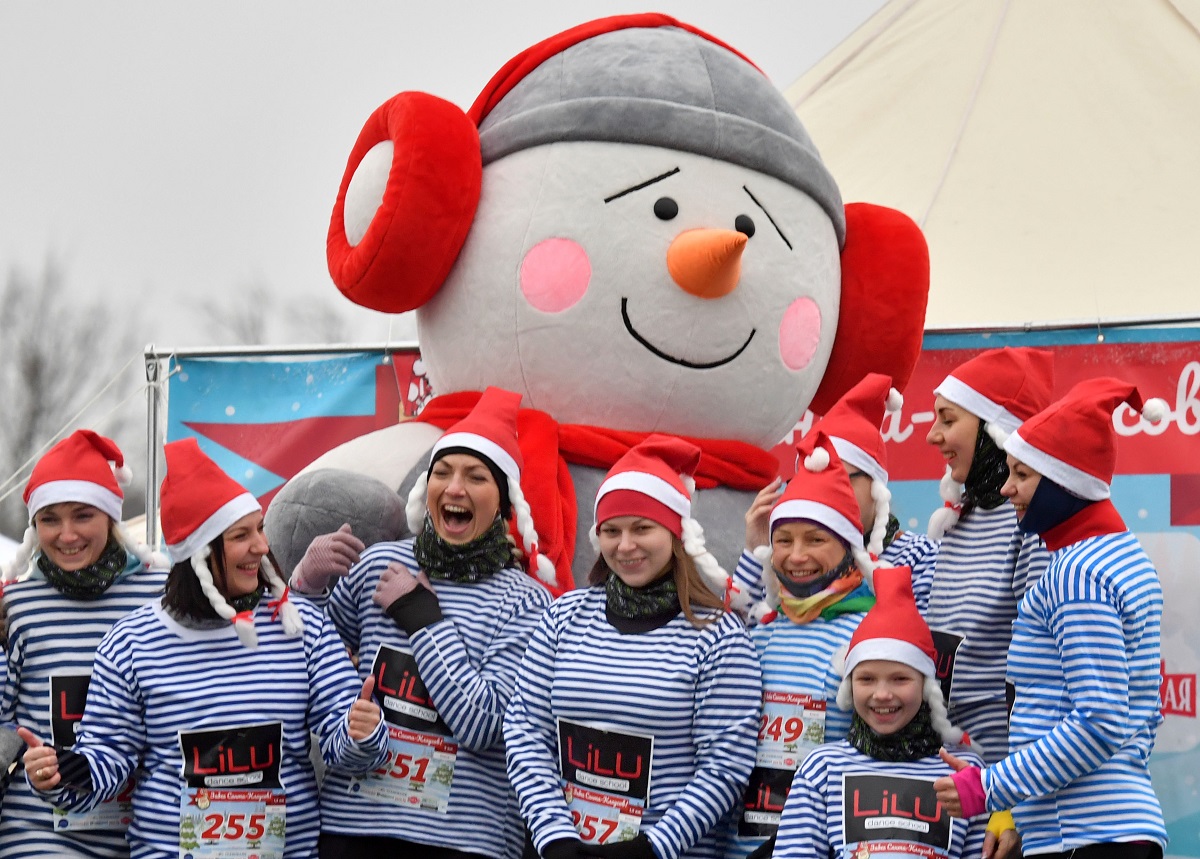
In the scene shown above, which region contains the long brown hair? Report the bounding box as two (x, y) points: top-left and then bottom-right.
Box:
(588, 537), (724, 628)
(162, 535), (279, 621)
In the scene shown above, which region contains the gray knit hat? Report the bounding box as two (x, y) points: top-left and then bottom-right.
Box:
(469, 15), (846, 245)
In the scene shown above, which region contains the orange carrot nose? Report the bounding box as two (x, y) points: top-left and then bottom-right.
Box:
(666, 228), (747, 299)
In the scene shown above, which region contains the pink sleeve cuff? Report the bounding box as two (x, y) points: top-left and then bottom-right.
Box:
(951, 765), (987, 818)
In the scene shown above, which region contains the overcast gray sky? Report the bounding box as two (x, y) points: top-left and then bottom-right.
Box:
(1, 1), (885, 347)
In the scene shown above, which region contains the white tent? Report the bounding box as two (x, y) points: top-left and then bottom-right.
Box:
(788, 0), (1200, 329)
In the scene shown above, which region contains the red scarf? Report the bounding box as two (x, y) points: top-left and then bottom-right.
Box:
(416, 391), (780, 595)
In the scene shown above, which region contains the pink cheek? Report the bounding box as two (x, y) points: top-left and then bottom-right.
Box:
(778, 297), (823, 371)
(519, 238), (591, 313)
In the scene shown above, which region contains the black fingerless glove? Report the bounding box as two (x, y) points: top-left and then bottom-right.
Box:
(52, 746), (94, 792)
(542, 837), (585, 859)
(384, 586), (444, 634)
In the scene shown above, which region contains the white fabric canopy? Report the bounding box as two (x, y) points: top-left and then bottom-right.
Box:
(788, 0), (1200, 328)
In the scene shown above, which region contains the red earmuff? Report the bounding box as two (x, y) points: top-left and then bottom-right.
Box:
(327, 91), (482, 313)
(810, 203), (930, 415)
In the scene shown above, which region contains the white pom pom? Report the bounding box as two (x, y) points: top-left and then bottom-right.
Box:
(681, 474), (696, 496)
(886, 387), (903, 412)
(984, 422), (1009, 448)
(1142, 397), (1168, 423)
(114, 463), (133, 488)
(534, 553), (557, 586)
(803, 447), (830, 472)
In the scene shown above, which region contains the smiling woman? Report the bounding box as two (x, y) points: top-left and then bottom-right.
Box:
(505, 435), (762, 859)
(0, 430), (166, 859)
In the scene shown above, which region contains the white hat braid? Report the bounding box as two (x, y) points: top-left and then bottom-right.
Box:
(405, 472), (429, 536)
(865, 479), (892, 557)
(116, 523), (172, 571)
(191, 545), (258, 648)
(509, 478), (556, 585)
(926, 466), (964, 540)
(748, 542), (778, 623)
(1, 526), (39, 584)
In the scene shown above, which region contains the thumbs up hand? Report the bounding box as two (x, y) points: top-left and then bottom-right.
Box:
(347, 675), (382, 741)
(933, 747), (987, 819)
(18, 727), (60, 791)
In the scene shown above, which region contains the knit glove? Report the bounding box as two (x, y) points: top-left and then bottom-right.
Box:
(289, 524), (364, 594)
(374, 563), (443, 634)
(950, 765), (987, 818)
(581, 834), (656, 859)
(543, 838), (586, 859)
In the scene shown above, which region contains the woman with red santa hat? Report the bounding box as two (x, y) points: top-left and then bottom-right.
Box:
(505, 435), (761, 859)
(0, 429), (167, 858)
(935, 378), (1168, 859)
(922, 347), (1056, 765)
(18, 438), (388, 859)
(295, 387), (553, 859)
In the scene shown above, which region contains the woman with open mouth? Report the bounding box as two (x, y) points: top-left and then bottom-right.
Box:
(505, 434), (761, 859)
(295, 386), (553, 859)
(934, 378), (1168, 859)
(0, 430), (166, 858)
(19, 437), (388, 859)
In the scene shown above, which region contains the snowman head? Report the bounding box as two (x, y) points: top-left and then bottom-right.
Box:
(328, 15), (929, 446)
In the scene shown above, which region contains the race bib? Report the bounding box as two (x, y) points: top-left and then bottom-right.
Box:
(349, 645), (458, 812)
(738, 690), (827, 837)
(929, 630), (965, 703)
(841, 774), (954, 859)
(557, 718), (653, 845)
(177, 722), (286, 859)
(47, 673), (134, 833)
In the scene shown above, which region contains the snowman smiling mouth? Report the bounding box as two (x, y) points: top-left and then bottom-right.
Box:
(621, 298), (755, 369)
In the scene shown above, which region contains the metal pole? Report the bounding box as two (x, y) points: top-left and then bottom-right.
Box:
(143, 345), (162, 549)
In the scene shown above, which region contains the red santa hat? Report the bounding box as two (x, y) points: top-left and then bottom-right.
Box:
(24, 429), (129, 523)
(161, 438), (302, 648)
(835, 565), (965, 744)
(933, 347), (1055, 444)
(1003, 377), (1167, 501)
(406, 386), (555, 585)
(750, 431), (876, 622)
(809, 373), (902, 555)
(592, 434), (739, 608)
(3, 430), (166, 583)
(928, 347), (1056, 539)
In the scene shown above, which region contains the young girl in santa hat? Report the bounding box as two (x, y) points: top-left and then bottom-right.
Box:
(0, 429), (167, 858)
(922, 347), (1055, 765)
(723, 429), (880, 859)
(292, 387), (553, 859)
(19, 437), (388, 859)
(773, 566), (986, 859)
(505, 434), (761, 859)
(934, 377), (1167, 859)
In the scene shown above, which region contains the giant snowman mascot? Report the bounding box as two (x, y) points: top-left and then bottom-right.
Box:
(269, 14), (929, 596)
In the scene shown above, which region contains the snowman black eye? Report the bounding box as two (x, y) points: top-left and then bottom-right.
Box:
(654, 197), (679, 220)
(734, 214), (755, 238)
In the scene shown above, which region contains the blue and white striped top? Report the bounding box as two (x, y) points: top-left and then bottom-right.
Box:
(505, 586), (762, 859)
(924, 504), (1050, 763)
(32, 596), (387, 859)
(774, 741), (987, 859)
(0, 556), (165, 859)
(983, 520), (1167, 854)
(722, 607), (865, 859)
(317, 538), (551, 858)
